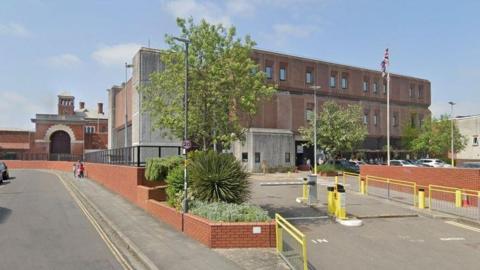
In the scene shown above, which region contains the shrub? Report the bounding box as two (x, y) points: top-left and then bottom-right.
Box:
(189, 150), (250, 204)
(189, 201), (271, 222)
(145, 155), (183, 181)
(165, 165), (186, 207)
(317, 163), (338, 173)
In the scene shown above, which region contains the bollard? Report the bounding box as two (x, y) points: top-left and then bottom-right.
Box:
(327, 186), (335, 215)
(302, 178), (308, 201)
(307, 174), (318, 205)
(418, 188), (425, 209)
(335, 184), (347, 219)
(360, 180), (366, 195)
(455, 189), (462, 208)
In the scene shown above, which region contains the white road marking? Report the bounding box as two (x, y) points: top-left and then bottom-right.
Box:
(445, 221), (480, 233)
(440, 237), (465, 241)
(311, 240), (318, 244)
(317, 239), (328, 243)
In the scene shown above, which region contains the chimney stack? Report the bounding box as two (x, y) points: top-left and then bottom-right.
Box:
(79, 101), (85, 110)
(97, 103), (104, 114)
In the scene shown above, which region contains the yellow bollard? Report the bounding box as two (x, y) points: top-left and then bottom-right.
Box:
(418, 189), (425, 209)
(335, 185), (347, 219)
(455, 189), (462, 208)
(327, 186), (335, 215)
(360, 180), (366, 195)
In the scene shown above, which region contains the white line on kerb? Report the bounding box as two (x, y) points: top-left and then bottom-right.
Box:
(440, 237), (465, 241)
(445, 221), (480, 233)
(311, 240), (318, 244)
(317, 239), (328, 243)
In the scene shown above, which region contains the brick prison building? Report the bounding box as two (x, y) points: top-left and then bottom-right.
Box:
(108, 47), (430, 171)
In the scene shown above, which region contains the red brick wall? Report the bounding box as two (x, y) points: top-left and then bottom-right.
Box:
(210, 221), (276, 248)
(146, 200), (183, 231)
(360, 165), (480, 190)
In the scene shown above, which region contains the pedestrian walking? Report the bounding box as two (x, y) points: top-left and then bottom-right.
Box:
(72, 162), (77, 178)
(79, 162), (85, 178)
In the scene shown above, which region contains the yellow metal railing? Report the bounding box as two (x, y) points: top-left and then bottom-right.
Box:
(275, 213), (308, 270)
(342, 172), (362, 192)
(365, 175), (417, 206)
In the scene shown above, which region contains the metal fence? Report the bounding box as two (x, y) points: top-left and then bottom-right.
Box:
(342, 172), (361, 192)
(275, 213), (308, 270)
(365, 175), (417, 207)
(429, 185), (480, 220)
(84, 145), (182, 167)
(1, 152), (83, 162)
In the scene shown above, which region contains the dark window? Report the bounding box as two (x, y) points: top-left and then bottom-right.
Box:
(373, 81), (378, 93)
(418, 85), (424, 98)
(285, 152), (291, 163)
(363, 80), (369, 92)
(393, 114), (399, 127)
(383, 82), (387, 94)
(409, 85), (415, 97)
(255, 152), (261, 163)
(242, 152), (248, 162)
(473, 137), (478, 146)
(280, 67), (287, 81)
(85, 126), (95, 134)
(306, 71), (313, 84)
(374, 114), (378, 126)
(419, 114), (424, 127)
(411, 114), (416, 128)
(363, 113), (368, 125)
(265, 66), (272, 79)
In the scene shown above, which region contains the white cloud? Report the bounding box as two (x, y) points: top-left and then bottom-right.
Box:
(92, 43), (142, 66)
(0, 91), (52, 130)
(47, 53), (82, 68)
(163, 0), (236, 25)
(0, 22), (30, 37)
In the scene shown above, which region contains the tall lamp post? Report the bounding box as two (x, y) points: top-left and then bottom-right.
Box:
(173, 36), (190, 213)
(310, 85), (322, 175)
(124, 63), (133, 147)
(449, 101), (456, 166)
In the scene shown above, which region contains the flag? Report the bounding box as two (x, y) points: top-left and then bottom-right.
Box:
(381, 48), (389, 77)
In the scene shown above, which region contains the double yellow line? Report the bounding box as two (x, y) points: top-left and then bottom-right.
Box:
(53, 172), (133, 270)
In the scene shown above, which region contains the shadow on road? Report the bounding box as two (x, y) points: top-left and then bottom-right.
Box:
(0, 207), (12, 224)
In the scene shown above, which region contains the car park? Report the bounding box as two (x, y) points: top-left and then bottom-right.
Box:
(459, 162), (480, 169)
(390, 160), (417, 167)
(0, 162), (9, 183)
(416, 159), (447, 168)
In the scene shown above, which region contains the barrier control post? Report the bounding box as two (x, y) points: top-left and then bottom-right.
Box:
(418, 188), (425, 209)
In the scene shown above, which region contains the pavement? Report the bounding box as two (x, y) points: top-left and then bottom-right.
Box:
(0, 170), (122, 270)
(250, 172), (480, 270)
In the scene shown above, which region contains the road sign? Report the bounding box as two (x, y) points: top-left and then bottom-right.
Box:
(182, 140), (192, 150)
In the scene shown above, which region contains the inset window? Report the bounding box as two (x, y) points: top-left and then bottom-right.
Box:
(473, 136), (479, 146)
(85, 126), (95, 134)
(409, 85), (415, 98)
(383, 81), (387, 94)
(306, 71), (313, 84)
(330, 72), (337, 88)
(341, 73), (349, 89)
(285, 152), (291, 163)
(373, 114), (378, 126)
(393, 114), (399, 127)
(280, 67), (287, 81)
(265, 66), (273, 79)
(418, 85), (424, 98)
(255, 152), (261, 163)
(242, 152), (248, 162)
(363, 80), (369, 92)
(373, 81), (378, 93)
(363, 113), (368, 125)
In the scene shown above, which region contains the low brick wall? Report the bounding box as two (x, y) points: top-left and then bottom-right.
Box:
(4, 160), (276, 248)
(360, 165), (480, 190)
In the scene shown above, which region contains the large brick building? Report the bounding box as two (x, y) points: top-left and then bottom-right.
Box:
(108, 47), (431, 171)
(29, 93), (108, 159)
(0, 129), (35, 159)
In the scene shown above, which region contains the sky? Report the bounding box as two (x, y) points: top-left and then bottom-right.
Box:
(1, 0), (479, 130)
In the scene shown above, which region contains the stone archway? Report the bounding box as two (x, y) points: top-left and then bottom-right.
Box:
(49, 130), (71, 154)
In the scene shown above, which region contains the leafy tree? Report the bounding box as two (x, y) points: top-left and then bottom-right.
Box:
(402, 115), (467, 159)
(140, 18), (276, 150)
(299, 100), (367, 159)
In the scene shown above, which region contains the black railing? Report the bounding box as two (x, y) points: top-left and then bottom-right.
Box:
(84, 145), (182, 167)
(0, 152), (83, 162)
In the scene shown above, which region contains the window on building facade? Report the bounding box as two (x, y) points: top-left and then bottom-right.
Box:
(419, 114), (424, 127)
(265, 66), (273, 79)
(255, 152), (261, 163)
(473, 136), (479, 146)
(341, 74), (349, 89)
(330, 72), (337, 88)
(280, 66), (287, 81)
(418, 85), (424, 98)
(85, 126), (95, 134)
(393, 114), (399, 127)
(306, 102), (314, 122)
(411, 114), (416, 128)
(383, 81), (387, 94)
(306, 71), (313, 84)
(363, 113), (368, 125)
(409, 85), (415, 98)
(285, 152), (291, 163)
(373, 81), (378, 93)
(242, 152), (248, 162)
(363, 80), (369, 92)
(373, 114), (378, 126)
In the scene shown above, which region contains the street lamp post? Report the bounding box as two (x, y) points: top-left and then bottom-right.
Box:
(173, 37), (190, 213)
(310, 85), (322, 175)
(124, 63), (133, 147)
(449, 101), (456, 167)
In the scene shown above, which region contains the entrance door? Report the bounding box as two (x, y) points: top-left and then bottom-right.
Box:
(50, 131), (71, 159)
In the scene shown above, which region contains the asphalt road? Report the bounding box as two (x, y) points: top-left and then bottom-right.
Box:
(250, 174), (480, 270)
(0, 170), (123, 270)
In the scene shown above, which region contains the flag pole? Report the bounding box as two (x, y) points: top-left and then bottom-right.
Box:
(386, 72), (390, 166)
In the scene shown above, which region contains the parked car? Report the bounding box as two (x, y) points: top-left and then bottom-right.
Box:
(459, 162), (480, 169)
(416, 159), (446, 168)
(0, 162), (9, 183)
(333, 159), (360, 173)
(390, 160), (417, 167)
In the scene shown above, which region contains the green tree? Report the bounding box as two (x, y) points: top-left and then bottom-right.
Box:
(140, 18), (276, 150)
(403, 115), (467, 159)
(298, 100), (367, 159)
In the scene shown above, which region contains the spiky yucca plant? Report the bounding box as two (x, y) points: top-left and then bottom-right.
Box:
(189, 151), (250, 204)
